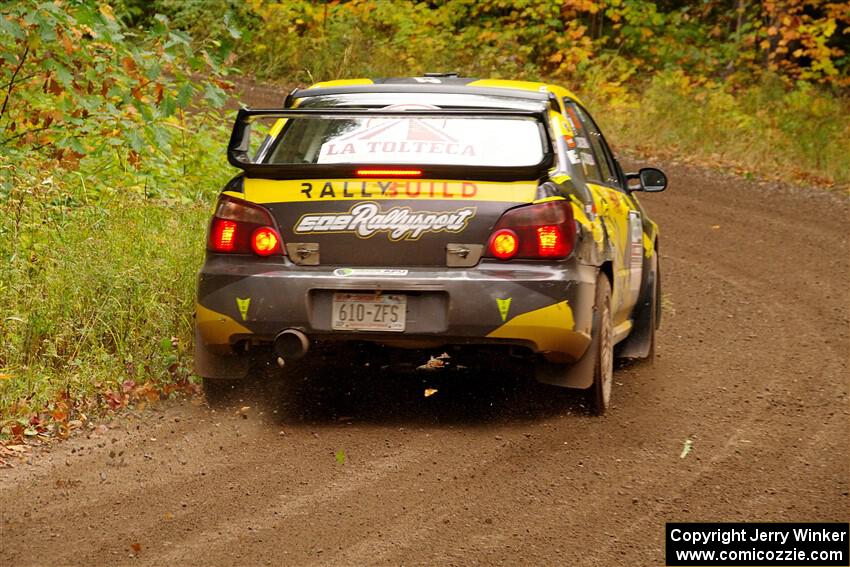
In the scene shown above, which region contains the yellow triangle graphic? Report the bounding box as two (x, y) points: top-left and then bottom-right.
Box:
(236, 297), (251, 321)
(496, 297), (512, 322)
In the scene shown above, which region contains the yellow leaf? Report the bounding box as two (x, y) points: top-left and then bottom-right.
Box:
(99, 4), (115, 20)
(0, 373), (12, 381)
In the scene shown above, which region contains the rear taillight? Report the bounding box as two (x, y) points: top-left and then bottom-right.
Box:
(488, 229), (519, 260)
(208, 195), (284, 256)
(211, 219), (237, 252)
(485, 200), (575, 260)
(251, 227), (280, 256)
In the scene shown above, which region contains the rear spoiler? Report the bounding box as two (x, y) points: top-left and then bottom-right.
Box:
(227, 108), (555, 181)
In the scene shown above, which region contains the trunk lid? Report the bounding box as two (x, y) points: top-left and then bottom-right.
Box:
(242, 178), (540, 267)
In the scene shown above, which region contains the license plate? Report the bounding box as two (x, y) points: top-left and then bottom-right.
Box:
(331, 293), (406, 332)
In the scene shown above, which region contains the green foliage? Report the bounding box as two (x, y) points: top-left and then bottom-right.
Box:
(0, 0), (235, 420)
(241, 0), (458, 83)
(209, 0), (849, 89)
(0, 1), (233, 189)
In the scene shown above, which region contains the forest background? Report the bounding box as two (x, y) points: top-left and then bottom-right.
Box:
(0, 0), (847, 438)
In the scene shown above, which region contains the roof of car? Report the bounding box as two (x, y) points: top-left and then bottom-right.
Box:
(295, 77), (582, 106)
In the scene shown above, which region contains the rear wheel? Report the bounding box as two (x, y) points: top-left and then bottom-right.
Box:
(586, 274), (614, 415)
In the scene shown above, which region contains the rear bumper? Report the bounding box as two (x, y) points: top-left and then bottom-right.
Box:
(195, 256), (597, 363)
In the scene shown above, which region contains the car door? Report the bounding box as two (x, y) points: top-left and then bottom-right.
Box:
(563, 101), (643, 326)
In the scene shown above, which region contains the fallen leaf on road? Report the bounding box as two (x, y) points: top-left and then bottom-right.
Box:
(10, 423), (24, 440)
(680, 439), (693, 459)
(131, 542), (141, 554)
(417, 356), (445, 370)
(335, 450), (346, 464)
(424, 388), (438, 397)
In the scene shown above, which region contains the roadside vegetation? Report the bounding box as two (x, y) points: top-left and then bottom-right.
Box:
(1, 0), (848, 441)
(0, 2), (234, 440)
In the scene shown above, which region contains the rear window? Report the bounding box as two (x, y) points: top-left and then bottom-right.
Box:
(264, 106), (546, 167)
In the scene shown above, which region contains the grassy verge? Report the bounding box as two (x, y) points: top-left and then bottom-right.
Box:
(0, 188), (217, 438)
(0, 116), (233, 441)
(0, 0), (240, 441)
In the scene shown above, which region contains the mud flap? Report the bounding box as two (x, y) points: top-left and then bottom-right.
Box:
(617, 252), (657, 359)
(535, 298), (599, 389)
(193, 325), (251, 380)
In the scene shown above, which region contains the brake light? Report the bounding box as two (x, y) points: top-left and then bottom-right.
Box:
(211, 220), (237, 252)
(488, 229), (518, 259)
(355, 168), (422, 177)
(251, 227), (281, 256)
(536, 225), (567, 256)
(207, 195), (284, 257)
(485, 201), (575, 260)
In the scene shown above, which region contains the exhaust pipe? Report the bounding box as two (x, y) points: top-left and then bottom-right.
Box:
(273, 329), (309, 360)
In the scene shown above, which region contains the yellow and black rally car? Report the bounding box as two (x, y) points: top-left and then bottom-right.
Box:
(195, 75), (667, 414)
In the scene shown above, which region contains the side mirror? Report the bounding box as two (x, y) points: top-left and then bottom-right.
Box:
(626, 167), (668, 192)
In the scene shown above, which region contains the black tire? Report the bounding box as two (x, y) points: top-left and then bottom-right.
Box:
(586, 273), (614, 415)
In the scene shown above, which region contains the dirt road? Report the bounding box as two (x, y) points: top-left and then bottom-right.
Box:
(1, 162), (847, 566)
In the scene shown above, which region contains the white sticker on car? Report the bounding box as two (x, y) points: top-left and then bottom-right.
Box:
(295, 202), (476, 241)
(628, 211), (643, 299)
(580, 152), (596, 166)
(333, 268), (409, 277)
(314, 104), (543, 167)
